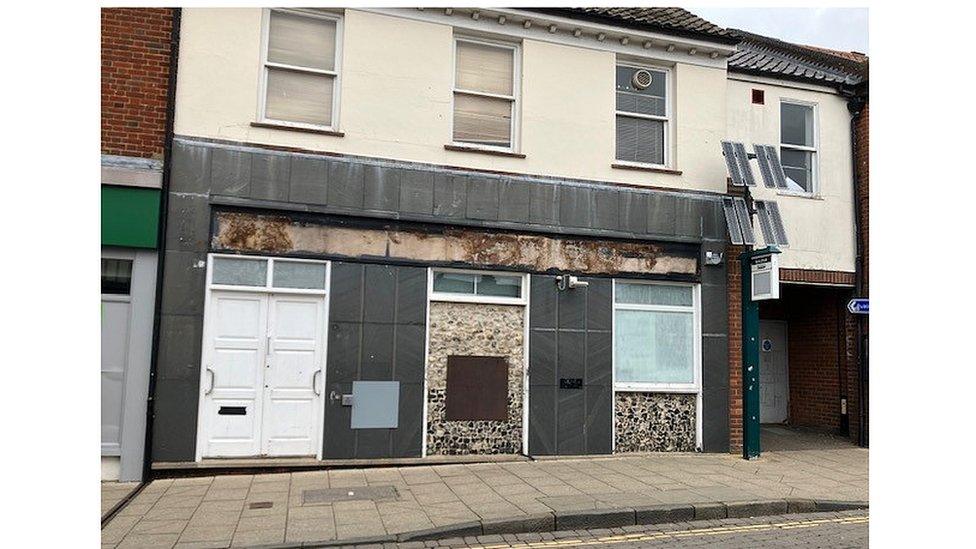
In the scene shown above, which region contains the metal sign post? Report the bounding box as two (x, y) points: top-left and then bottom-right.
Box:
(720, 141), (791, 460)
(740, 246), (781, 460)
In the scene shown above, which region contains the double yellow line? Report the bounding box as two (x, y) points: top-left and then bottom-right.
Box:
(475, 514), (869, 548)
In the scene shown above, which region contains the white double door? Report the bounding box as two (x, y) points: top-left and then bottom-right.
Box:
(200, 291), (326, 458)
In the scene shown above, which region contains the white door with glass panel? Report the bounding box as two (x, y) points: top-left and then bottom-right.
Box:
(759, 320), (789, 424)
(199, 256), (329, 458)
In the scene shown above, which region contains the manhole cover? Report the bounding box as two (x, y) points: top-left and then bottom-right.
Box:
(302, 485), (399, 505)
(248, 501), (273, 509)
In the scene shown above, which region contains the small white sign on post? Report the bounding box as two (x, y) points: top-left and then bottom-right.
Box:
(751, 253), (780, 301)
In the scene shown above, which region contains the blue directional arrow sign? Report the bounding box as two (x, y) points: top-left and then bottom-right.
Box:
(847, 298), (869, 315)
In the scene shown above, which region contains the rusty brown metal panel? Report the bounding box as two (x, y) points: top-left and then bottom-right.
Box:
(445, 356), (508, 421)
(212, 211), (699, 277)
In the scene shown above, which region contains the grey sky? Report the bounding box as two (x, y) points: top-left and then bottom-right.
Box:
(692, 7), (869, 53)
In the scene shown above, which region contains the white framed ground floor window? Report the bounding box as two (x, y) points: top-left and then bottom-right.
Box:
(611, 278), (703, 452)
(428, 267), (528, 305)
(612, 279), (702, 393)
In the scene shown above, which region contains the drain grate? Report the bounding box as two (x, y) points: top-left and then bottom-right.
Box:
(248, 501), (274, 509)
(302, 485), (399, 505)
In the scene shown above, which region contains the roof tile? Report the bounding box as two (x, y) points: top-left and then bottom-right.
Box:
(727, 28), (867, 86)
(530, 7), (738, 44)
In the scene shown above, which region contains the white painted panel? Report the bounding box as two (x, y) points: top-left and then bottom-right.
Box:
(263, 295), (325, 456)
(202, 292), (268, 457)
(759, 320), (789, 424)
(174, 9), (730, 193)
(101, 299), (131, 455)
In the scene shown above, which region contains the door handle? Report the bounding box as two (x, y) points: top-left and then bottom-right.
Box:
(205, 366), (215, 395)
(312, 370), (322, 396)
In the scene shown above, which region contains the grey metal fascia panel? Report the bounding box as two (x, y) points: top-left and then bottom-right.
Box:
(179, 137), (726, 244)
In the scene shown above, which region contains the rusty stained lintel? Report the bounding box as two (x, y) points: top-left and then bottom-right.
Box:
(212, 211), (698, 277)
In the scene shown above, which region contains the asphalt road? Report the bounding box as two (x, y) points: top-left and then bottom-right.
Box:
(359, 510), (868, 548)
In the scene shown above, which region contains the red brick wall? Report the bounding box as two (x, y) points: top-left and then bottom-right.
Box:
(856, 101), (869, 300)
(727, 244), (745, 452)
(779, 288), (843, 430)
(101, 8), (175, 159)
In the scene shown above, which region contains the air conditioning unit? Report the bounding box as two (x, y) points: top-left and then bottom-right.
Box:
(631, 69), (653, 90)
(750, 252), (780, 301)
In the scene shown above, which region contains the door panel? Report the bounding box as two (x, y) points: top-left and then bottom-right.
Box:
(263, 295), (324, 456)
(528, 275), (613, 456)
(203, 292), (267, 457)
(759, 320), (789, 424)
(101, 298), (130, 455)
(323, 262), (427, 459)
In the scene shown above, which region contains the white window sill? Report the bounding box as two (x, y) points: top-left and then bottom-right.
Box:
(444, 143), (525, 159)
(613, 384), (700, 394)
(251, 121), (344, 137)
(429, 293), (526, 306)
(611, 162), (682, 175)
(776, 190), (823, 200)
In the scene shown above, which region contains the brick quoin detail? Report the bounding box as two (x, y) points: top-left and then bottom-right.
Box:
(851, 99), (869, 443)
(727, 243), (745, 452)
(101, 8), (174, 159)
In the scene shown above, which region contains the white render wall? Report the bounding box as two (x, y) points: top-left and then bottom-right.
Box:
(726, 77), (856, 272)
(174, 8), (856, 272)
(174, 8), (729, 193)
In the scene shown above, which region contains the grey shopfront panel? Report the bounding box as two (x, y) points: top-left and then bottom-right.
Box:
(528, 275), (613, 455)
(323, 262), (427, 459)
(152, 138), (730, 462)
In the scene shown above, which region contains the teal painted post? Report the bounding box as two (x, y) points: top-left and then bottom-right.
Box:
(740, 251), (761, 459)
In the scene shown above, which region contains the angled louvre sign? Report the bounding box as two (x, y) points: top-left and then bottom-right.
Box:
(722, 197), (744, 245)
(733, 142), (756, 186)
(733, 197), (755, 245)
(753, 144), (789, 190)
(723, 197), (756, 246)
(721, 140), (756, 187)
(755, 200), (790, 247)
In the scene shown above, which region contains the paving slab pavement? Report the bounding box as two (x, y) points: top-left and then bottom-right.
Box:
(103, 430), (867, 548)
(102, 482), (141, 521)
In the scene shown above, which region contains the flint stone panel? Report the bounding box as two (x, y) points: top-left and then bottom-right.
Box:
(614, 392), (697, 452)
(426, 302), (525, 455)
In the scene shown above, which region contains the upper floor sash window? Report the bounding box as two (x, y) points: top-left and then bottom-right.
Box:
(615, 64), (671, 168)
(260, 9), (341, 130)
(780, 101), (818, 195)
(452, 37), (520, 152)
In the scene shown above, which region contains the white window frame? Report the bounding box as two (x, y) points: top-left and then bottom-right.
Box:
(613, 62), (673, 169)
(428, 267), (528, 306)
(208, 253), (330, 296)
(611, 279), (702, 393)
(778, 98), (819, 197)
(258, 8), (343, 132)
(101, 254), (135, 300)
(451, 35), (521, 153)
